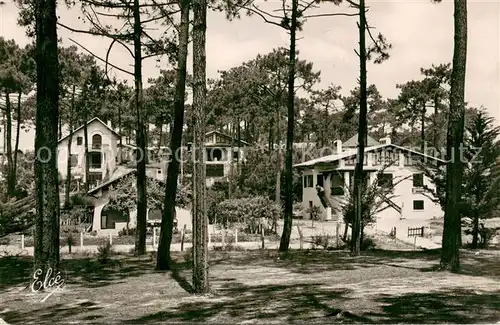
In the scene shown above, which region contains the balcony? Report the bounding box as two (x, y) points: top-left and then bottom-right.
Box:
(412, 187), (424, 194)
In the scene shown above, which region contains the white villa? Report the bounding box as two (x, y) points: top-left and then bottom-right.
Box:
(55, 117), (250, 234)
(189, 130), (250, 187)
(86, 168), (191, 235)
(294, 134), (445, 233)
(57, 117), (121, 190)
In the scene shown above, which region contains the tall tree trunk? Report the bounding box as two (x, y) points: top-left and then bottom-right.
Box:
(192, 0), (209, 293)
(471, 211), (479, 249)
(5, 93), (15, 197)
(229, 120), (235, 199)
(237, 117), (241, 176)
(351, 0), (367, 257)
(158, 122), (163, 153)
(421, 103), (426, 153)
(278, 0), (297, 252)
(58, 113), (62, 139)
(440, 0), (467, 273)
(156, 0), (189, 270)
(34, 0), (61, 274)
(133, 0), (147, 256)
(83, 110), (89, 192)
(433, 95), (439, 150)
(13, 92), (22, 193)
(275, 108), (281, 204)
(65, 85), (75, 208)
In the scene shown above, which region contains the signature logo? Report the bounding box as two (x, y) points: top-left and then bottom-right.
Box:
(30, 268), (65, 303)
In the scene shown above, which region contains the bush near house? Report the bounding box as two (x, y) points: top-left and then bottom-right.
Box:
(214, 196), (281, 234)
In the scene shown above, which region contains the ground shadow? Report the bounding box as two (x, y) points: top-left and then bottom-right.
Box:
(126, 282), (368, 324)
(2, 300), (104, 324)
(364, 288), (500, 323)
(0, 253), (157, 292)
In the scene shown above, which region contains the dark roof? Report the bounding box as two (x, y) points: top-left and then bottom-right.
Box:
(87, 166), (164, 195)
(205, 130), (250, 146)
(58, 117), (121, 143)
(343, 134), (381, 147)
(294, 143), (446, 168)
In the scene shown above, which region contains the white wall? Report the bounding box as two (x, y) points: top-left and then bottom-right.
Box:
(299, 148), (444, 225)
(58, 120), (119, 183)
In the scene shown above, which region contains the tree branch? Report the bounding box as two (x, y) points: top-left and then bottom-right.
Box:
(68, 38), (134, 76)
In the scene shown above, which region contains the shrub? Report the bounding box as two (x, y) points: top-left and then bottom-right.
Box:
(97, 241), (113, 264)
(214, 196), (281, 234)
(118, 227), (136, 237)
(183, 247), (193, 264)
(344, 236), (377, 251)
(0, 237), (10, 245)
(310, 234), (332, 250)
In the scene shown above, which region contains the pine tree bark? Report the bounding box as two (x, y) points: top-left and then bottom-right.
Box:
(275, 108), (281, 204)
(133, 0), (147, 256)
(440, 0), (467, 272)
(83, 110), (89, 192)
(278, 0), (298, 252)
(5, 93), (15, 197)
(13, 91), (22, 194)
(421, 104), (426, 153)
(34, 0), (61, 274)
(351, 0), (367, 257)
(192, 0), (209, 293)
(65, 85), (76, 208)
(156, 0), (190, 270)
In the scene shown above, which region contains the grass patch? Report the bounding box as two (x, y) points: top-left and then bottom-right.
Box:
(0, 249), (499, 324)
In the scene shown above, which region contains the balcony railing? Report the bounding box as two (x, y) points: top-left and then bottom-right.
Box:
(90, 163), (102, 169)
(92, 143), (102, 150)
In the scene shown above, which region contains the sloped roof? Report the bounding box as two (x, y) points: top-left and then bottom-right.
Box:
(205, 130), (250, 146)
(87, 166), (135, 195)
(343, 134), (381, 148)
(294, 143), (446, 169)
(58, 117), (120, 143)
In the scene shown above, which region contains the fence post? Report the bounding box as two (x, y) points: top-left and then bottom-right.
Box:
(109, 233), (112, 245)
(260, 226), (265, 249)
(80, 232), (84, 249)
(21, 234), (25, 250)
(221, 229), (225, 248)
(336, 222), (340, 248)
(208, 227), (211, 244)
(297, 225), (303, 250)
(235, 228), (238, 244)
(180, 225), (186, 252)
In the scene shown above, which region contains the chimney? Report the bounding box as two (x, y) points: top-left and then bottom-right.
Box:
(334, 140), (342, 154)
(107, 120), (112, 129)
(379, 137), (391, 145)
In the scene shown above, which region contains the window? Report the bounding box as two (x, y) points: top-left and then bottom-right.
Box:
(330, 173), (344, 196)
(413, 200), (424, 210)
(232, 148), (239, 160)
(88, 172), (102, 188)
(148, 209), (162, 221)
(70, 154), (78, 167)
(206, 164), (224, 177)
(303, 174), (313, 188)
(89, 152), (102, 169)
(207, 148), (223, 161)
(76, 137), (83, 145)
(101, 207), (129, 229)
(378, 173), (393, 189)
(316, 174), (324, 187)
(92, 134), (102, 149)
(413, 173), (424, 187)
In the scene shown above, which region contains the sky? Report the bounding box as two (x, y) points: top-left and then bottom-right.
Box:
(0, 0), (499, 152)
